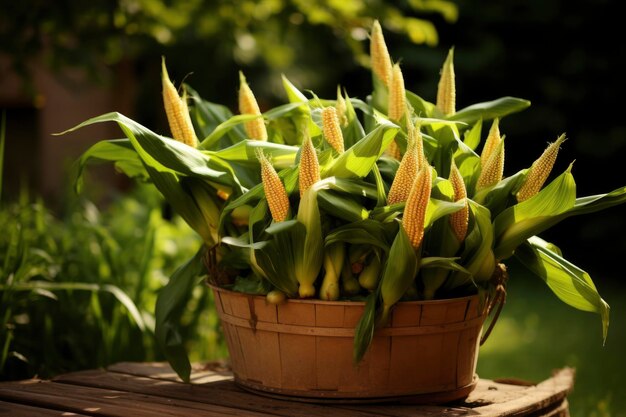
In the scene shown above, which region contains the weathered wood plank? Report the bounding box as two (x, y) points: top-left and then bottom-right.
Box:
(54, 370), (388, 417)
(0, 379), (275, 417)
(471, 368), (574, 416)
(107, 361), (232, 384)
(0, 400), (88, 416)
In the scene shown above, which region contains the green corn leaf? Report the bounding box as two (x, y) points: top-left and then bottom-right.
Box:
(421, 256), (470, 275)
(353, 290), (380, 363)
(406, 91), (439, 118)
(425, 198), (467, 229)
(473, 170), (527, 217)
(293, 188), (324, 297)
(342, 94), (366, 149)
(447, 97), (531, 125)
(494, 166), (576, 260)
(187, 86), (247, 148)
(73, 139), (146, 193)
(263, 102), (307, 120)
(322, 122), (399, 178)
(515, 236), (610, 342)
(318, 190), (369, 222)
(463, 118), (483, 151)
(380, 224), (420, 324)
(210, 140), (298, 169)
(58, 112), (246, 194)
(146, 166), (213, 244)
(325, 219), (391, 252)
(155, 246), (207, 383)
(198, 114), (260, 150)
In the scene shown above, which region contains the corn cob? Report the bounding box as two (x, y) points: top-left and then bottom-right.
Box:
(436, 48), (456, 116)
(477, 135), (505, 190)
(387, 120), (419, 205)
(298, 133), (321, 198)
(238, 72), (268, 141)
(449, 160), (469, 242)
(388, 63), (406, 123)
(516, 134), (567, 202)
(322, 106), (345, 154)
(320, 242), (345, 301)
(257, 150), (290, 222)
(161, 58), (198, 147)
(341, 256), (361, 295)
(370, 20), (393, 87)
(358, 253), (381, 291)
(480, 118), (501, 167)
(402, 165), (433, 249)
(335, 86), (348, 127)
(266, 290), (286, 305)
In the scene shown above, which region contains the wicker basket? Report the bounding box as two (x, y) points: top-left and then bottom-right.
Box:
(210, 284), (492, 403)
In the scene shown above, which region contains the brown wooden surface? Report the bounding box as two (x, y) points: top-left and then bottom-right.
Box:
(0, 362), (574, 416)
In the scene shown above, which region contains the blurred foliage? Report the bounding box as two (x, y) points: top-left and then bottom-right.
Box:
(479, 260), (626, 417)
(1, 0), (456, 96)
(0, 184), (227, 380)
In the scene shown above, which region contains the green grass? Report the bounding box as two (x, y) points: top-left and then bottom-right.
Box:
(477, 261), (626, 417)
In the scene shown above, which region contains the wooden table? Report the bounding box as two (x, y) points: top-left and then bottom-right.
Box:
(0, 362), (573, 416)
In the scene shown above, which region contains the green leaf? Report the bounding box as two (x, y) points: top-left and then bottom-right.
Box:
(494, 166), (576, 260)
(318, 190), (369, 222)
(188, 86), (246, 148)
(353, 290), (380, 363)
(515, 236), (610, 342)
(73, 139), (146, 193)
(59, 112), (245, 194)
(155, 246), (207, 383)
(447, 97), (531, 125)
(198, 114), (260, 150)
(379, 224), (420, 323)
(210, 140), (298, 170)
(406, 91), (439, 118)
(463, 118), (483, 151)
(322, 122), (399, 178)
(325, 219), (390, 251)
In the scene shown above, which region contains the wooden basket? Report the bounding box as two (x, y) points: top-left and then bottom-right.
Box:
(210, 284), (490, 403)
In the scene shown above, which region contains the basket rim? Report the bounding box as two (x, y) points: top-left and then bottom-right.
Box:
(208, 282), (481, 307)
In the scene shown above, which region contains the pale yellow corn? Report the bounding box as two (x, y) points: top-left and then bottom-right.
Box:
(162, 59), (198, 147)
(370, 20), (393, 87)
(480, 118), (501, 167)
(388, 63), (406, 123)
(257, 150), (290, 222)
(335, 86), (348, 127)
(402, 166), (432, 250)
(411, 120), (428, 170)
(322, 106), (345, 154)
(387, 121), (419, 204)
(298, 134), (321, 198)
(239, 72), (268, 141)
(449, 160), (469, 242)
(516, 134), (567, 202)
(477, 136), (505, 190)
(385, 139), (402, 160)
(436, 48), (456, 116)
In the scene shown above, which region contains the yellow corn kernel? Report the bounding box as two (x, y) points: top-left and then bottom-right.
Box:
(162, 59), (198, 147)
(477, 136), (505, 190)
(387, 121), (419, 205)
(449, 160), (469, 242)
(410, 119), (428, 170)
(388, 63), (406, 123)
(436, 48), (456, 116)
(298, 134), (321, 198)
(322, 106), (345, 154)
(385, 139), (402, 160)
(335, 86), (348, 127)
(370, 20), (393, 87)
(480, 118), (501, 167)
(402, 166), (432, 249)
(257, 150), (290, 222)
(516, 134), (567, 202)
(239, 72), (268, 141)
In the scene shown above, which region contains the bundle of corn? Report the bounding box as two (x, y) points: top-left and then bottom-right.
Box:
(63, 19), (626, 381)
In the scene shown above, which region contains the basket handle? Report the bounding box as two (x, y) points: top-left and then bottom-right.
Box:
(480, 264), (508, 346)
